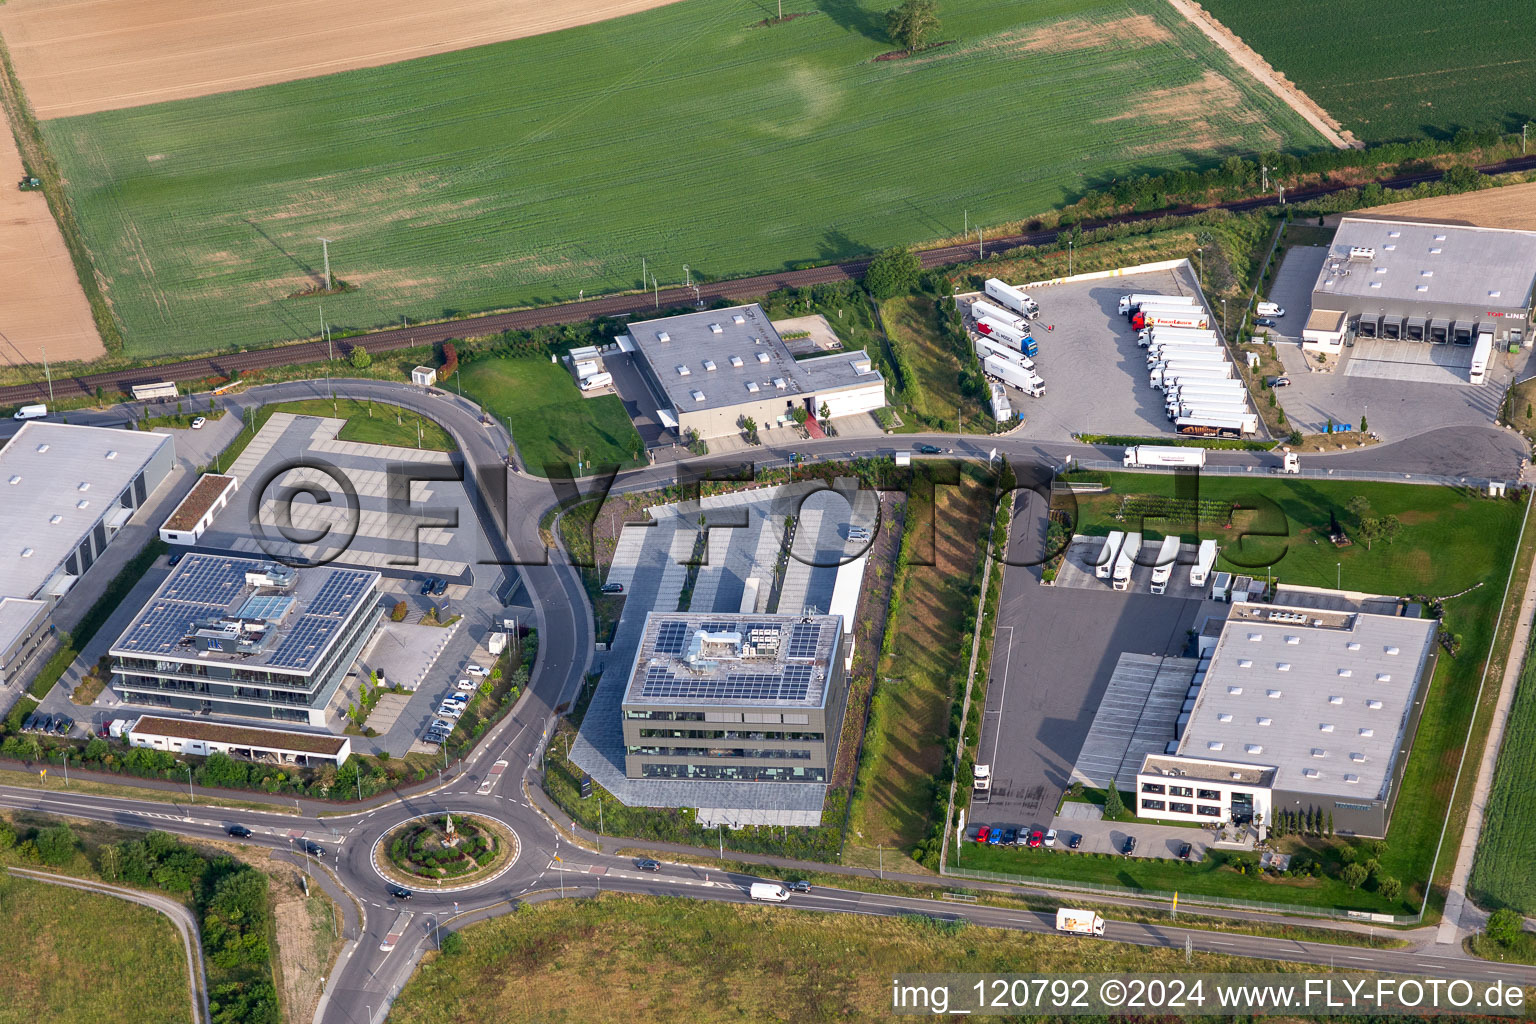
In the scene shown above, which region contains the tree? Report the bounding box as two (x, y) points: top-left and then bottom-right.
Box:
(1486, 907), (1523, 946)
(1360, 413), (1368, 433)
(1358, 514), (1400, 551)
(885, 0), (940, 53)
(1102, 785), (1125, 821)
(1377, 876), (1401, 902)
(863, 245), (922, 299)
(819, 400), (832, 423)
(1346, 495), (1373, 525)
(34, 824), (78, 866)
(350, 345), (372, 369)
(1341, 863), (1368, 889)
(391, 600), (408, 622)
(740, 415), (758, 444)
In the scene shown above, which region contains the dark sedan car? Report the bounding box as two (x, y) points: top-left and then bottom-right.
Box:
(787, 880), (812, 893)
(303, 841), (326, 857)
(1001, 827), (1018, 846)
(389, 886), (413, 900)
(1178, 842), (1193, 861)
(915, 443), (943, 454)
(226, 825), (253, 838)
(1122, 835), (1138, 856)
(1255, 317), (1278, 327)
(636, 858), (661, 872)
(431, 578), (448, 596)
(1068, 833), (1082, 850)
(420, 577), (434, 595)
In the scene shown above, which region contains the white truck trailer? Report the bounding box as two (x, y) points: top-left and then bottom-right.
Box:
(1151, 365), (1235, 388)
(975, 316), (1032, 350)
(1470, 332), (1493, 385)
(1146, 338), (1224, 360)
(985, 278), (1040, 319)
(973, 335), (1034, 370)
(1146, 346), (1228, 368)
(1133, 307), (1211, 331)
(1096, 530), (1125, 579)
(1175, 413), (1256, 437)
(1056, 908), (1106, 936)
(1123, 445), (1206, 469)
(982, 355), (1044, 397)
(1138, 325), (1217, 346)
(1112, 532), (1142, 591)
(1118, 292), (1197, 316)
(1149, 535), (1182, 595)
(1166, 389), (1248, 411)
(969, 298), (1028, 331)
(1169, 403), (1252, 423)
(1190, 539), (1217, 586)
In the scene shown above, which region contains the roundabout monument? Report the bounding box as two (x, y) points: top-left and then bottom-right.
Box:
(374, 812), (522, 892)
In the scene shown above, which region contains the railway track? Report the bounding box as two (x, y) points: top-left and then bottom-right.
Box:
(6, 153), (1534, 407)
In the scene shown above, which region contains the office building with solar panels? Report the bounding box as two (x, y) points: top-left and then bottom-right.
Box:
(109, 554), (383, 726)
(620, 612), (848, 784)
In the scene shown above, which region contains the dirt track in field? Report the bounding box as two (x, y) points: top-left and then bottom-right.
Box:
(0, 123), (103, 364)
(0, 0), (689, 120)
(1348, 181), (1536, 233)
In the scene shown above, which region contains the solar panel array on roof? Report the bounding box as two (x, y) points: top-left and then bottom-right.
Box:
(265, 615), (340, 669)
(787, 622), (820, 659)
(306, 570), (370, 616)
(654, 621), (690, 655)
(638, 664), (813, 702)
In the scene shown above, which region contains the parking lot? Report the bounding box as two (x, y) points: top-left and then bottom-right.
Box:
(973, 264), (1213, 442)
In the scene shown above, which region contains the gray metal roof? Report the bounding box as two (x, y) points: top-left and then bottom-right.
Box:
(0, 422), (172, 600)
(111, 553), (379, 676)
(626, 303), (882, 414)
(1314, 217), (1536, 312)
(0, 595), (47, 658)
(622, 611), (841, 709)
(1176, 598), (1436, 800)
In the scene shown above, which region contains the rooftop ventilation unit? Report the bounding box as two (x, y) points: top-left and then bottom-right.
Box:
(35, 444), (48, 453)
(709, 323), (723, 334)
(729, 355), (744, 368)
(691, 390), (706, 403)
(106, 450), (118, 460)
(756, 352), (770, 364)
(1348, 246), (1376, 261)
(656, 331), (670, 343)
(772, 378), (787, 390)
(702, 360), (716, 372)
(732, 314), (746, 325)
(244, 564), (296, 589)
(744, 381), (759, 393)
(676, 365), (690, 376)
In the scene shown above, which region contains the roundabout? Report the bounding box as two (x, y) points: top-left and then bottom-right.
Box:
(372, 812), (522, 893)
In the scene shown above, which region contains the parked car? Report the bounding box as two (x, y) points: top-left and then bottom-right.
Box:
(636, 858), (661, 872)
(987, 828), (1003, 845)
(914, 443), (944, 454)
(52, 716), (72, 736)
(455, 678), (477, 692)
(1178, 842), (1193, 861)
(1026, 830), (1044, 848)
(1044, 829), (1058, 848)
(974, 826), (991, 844)
(389, 886), (413, 900)
(1255, 317), (1278, 328)
(1001, 827), (1018, 846)
(1122, 835), (1137, 856)
(431, 718), (455, 732)
(1270, 376), (1291, 387)
(167, 551), (185, 567)
(34, 714), (53, 733)
(227, 825), (253, 838)
(420, 578), (434, 595)
(437, 706), (464, 719)
(21, 713), (37, 732)
(1068, 833), (1082, 850)
(787, 880), (812, 893)
(190, 416), (206, 430)
(431, 578), (448, 596)
(600, 582), (624, 594)
(444, 692), (469, 704)
(466, 665), (490, 677)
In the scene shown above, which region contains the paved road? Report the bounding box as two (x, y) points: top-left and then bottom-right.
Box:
(2, 380), (1531, 1022)
(7, 865), (210, 1024)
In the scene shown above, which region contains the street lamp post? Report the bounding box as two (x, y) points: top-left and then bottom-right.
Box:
(1196, 247), (1204, 288)
(1337, 561), (1341, 591)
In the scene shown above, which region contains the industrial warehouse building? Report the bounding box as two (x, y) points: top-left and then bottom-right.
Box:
(620, 612), (848, 784)
(1136, 595), (1437, 837)
(110, 554), (383, 726)
(1306, 217), (1536, 353)
(622, 304), (886, 439)
(0, 422), (175, 683)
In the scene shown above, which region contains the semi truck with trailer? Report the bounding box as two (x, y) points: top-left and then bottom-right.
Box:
(1132, 307), (1211, 331)
(1146, 347), (1228, 368)
(1150, 534), (1182, 595)
(1145, 338), (1223, 359)
(1166, 388), (1248, 409)
(1112, 532), (1142, 591)
(1470, 332), (1493, 385)
(1118, 292), (1196, 316)
(1096, 530), (1125, 579)
(973, 335), (1035, 370)
(1056, 908), (1106, 936)
(982, 355), (1044, 397)
(1151, 366), (1235, 388)
(984, 278), (1041, 319)
(1123, 445), (1206, 468)
(1138, 325), (1217, 346)
(969, 298), (1029, 331)
(1274, 452), (1301, 474)
(1166, 394), (1250, 415)
(1168, 402), (1252, 422)
(1190, 539), (1217, 586)
(1175, 414), (1254, 438)
(975, 315), (1032, 349)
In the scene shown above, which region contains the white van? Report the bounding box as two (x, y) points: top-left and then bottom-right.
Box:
(13, 404), (46, 420)
(749, 882), (791, 902)
(579, 373), (613, 391)
(1256, 302), (1285, 318)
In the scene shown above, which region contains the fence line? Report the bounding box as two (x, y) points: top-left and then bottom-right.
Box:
(1072, 458), (1515, 491)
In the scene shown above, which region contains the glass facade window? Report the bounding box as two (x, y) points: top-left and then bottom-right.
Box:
(1169, 802), (1193, 814)
(1140, 799), (1166, 811)
(1197, 789), (1220, 801)
(1141, 782), (1166, 794)
(639, 764), (824, 783)
(1169, 785), (1193, 797)
(1196, 804), (1221, 817)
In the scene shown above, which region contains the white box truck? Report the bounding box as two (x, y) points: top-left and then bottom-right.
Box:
(984, 278), (1040, 319)
(1190, 539), (1217, 586)
(1119, 293), (1196, 316)
(1112, 532), (1142, 591)
(574, 359), (600, 378)
(1056, 908), (1106, 936)
(1123, 445), (1206, 469)
(13, 404), (46, 420)
(969, 298), (1028, 332)
(975, 316), (1031, 350)
(973, 335), (1034, 371)
(579, 372), (613, 391)
(1470, 332), (1493, 385)
(982, 355), (1044, 397)
(1150, 535), (1182, 595)
(750, 882), (791, 902)
(1096, 530), (1125, 579)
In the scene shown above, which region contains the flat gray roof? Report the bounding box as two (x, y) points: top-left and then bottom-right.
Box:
(1176, 598), (1436, 800)
(0, 595), (47, 657)
(1141, 753), (1274, 788)
(0, 422), (172, 600)
(1314, 217), (1536, 312)
(622, 611), (841, 709)
(626, 303), (881, 413)
(111, 553), (379, 676)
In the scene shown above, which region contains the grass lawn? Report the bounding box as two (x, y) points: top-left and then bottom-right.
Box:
(0, 873), (192, 1024)
(1198, 0), (1536, 143)
(458, 357), (641, 474)
(269, 398), (455, 450)
(41, 0), (1320, 357)
(389, 892), (1308, 1024)
(846, 463), (992, 871)
(1055, 473), (1526, 912)
(879, 294), (974, 432)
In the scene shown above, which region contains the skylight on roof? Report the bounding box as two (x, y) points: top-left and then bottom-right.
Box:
(1267, 689), (1283, 697)
(1217, 712), (1233, 722)
(744, 381), (759, 393)
(1346, 642), (1361, 650)
(1246, 744), (1263, 754)
(702, 360), (716, 372)
(1247, 632), (1262, 642)
(1237, 659), (1252, 668)
(1311, 748), (1326, 758)
(1257, 716), (1272, 726)
(1285, 635), (1299, 644)
(1303, 767), (1319, 778)
(1376, 673), (1391, 682)
(1344, 773), (1360, 784)
(756, 352), (770, 364)
(709, 323), (723, 334)
(730, 355), (743, 367)
(732, 313), (746, 325)
(1338, 668), (1352, 677)
(656, 331), (670, 343)
(1350, 752), (1367, 763)
(1329, 695), (1344, 705)
(1227, 686), (1242, 695)
(676, 365), (690, 376)
(1367, 699), (1384, 709)
(690, 389), (705, 403)
(1359, 728), (1374, 738)
(1416, 285), (1429, 292)
(1208, 741), (1224, 751)
(1385, 646), (1399, 655)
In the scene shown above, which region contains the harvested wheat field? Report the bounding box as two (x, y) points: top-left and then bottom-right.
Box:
(0, 0), (689, 119)
(0, 125), (101, 364)
(1350, 181), (1536, 233)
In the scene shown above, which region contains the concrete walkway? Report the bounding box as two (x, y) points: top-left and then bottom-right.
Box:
(1438, 502), (1536, 945)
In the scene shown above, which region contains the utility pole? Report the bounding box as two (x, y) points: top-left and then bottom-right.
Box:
(641, 255), (646, 289)
(318, 237), (333, 290)
(683, 264), (691, 289)
(653, 274), (659, 308)
(963, 209), (967, 235)
(977, 226), (983, 261)
(41, 346), (53, 405)
(1068, 235), (1074, 276)
(1261, 163), (1268, 191)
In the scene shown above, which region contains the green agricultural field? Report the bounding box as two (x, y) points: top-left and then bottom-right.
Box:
(457, 357), (642, 473)
(40, 0), (1323, 358)
(1199, 0), (1536, 143)
(0, 874), (192, 1024)
(1469, 628), (1536, 914)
